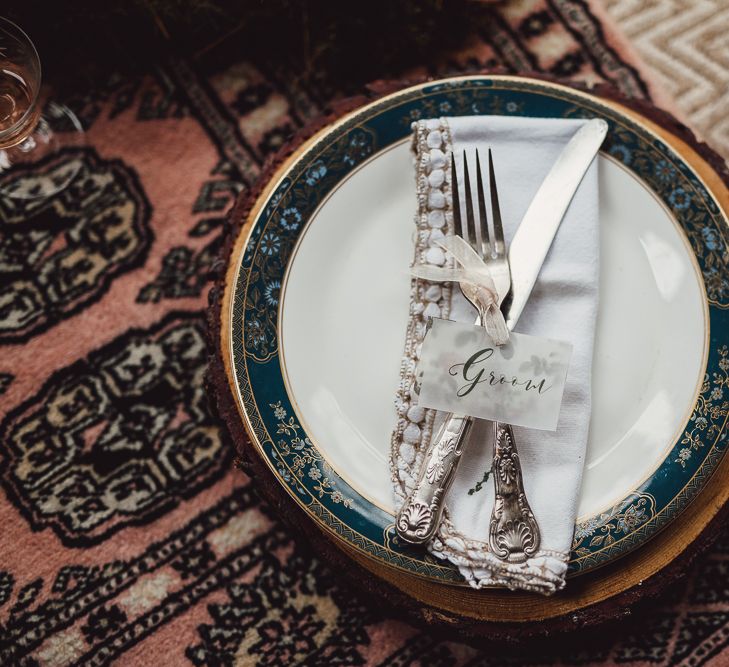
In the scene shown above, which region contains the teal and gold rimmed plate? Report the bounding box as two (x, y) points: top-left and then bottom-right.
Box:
(216, 76), (729, 622)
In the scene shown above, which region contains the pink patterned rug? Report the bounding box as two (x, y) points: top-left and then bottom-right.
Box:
(1, 2), (727, 664)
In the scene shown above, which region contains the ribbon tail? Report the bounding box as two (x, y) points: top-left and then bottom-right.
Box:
(483, 305), (509, 346)
(411, 265), (470, 282)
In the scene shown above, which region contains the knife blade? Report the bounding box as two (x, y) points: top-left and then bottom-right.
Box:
(505, 118), (608, 329)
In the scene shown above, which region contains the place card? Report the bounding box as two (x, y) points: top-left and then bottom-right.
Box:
(418, 318), (573, 431)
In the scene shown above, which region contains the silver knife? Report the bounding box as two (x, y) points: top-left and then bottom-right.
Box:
(396, 118), (608, 546)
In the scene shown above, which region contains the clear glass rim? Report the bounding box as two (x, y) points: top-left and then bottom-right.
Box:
(0, 15), (42, 140)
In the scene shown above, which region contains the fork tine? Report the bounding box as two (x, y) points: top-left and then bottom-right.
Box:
(450, 152), (463, 239)
(475, 150), (490, 258)
(488, 149), (505, 257)
(462, 151), (477, 250)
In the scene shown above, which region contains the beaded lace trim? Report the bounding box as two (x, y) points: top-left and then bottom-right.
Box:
(389, 118), (455, 503)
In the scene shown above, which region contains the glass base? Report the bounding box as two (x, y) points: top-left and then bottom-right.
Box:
(0, 101), (85, 200)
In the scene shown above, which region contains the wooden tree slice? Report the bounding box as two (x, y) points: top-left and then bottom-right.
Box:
(206, 72), (729, 640)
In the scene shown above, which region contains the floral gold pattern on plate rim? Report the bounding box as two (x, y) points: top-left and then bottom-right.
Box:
(224, 76), (729, 586)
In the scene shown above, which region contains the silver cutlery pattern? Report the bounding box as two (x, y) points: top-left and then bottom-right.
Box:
(396, 149), (540, 560)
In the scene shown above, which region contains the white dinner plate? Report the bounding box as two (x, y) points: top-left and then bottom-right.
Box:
(223, 75), (728, 582)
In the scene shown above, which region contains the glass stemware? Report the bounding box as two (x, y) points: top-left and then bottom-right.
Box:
(0, 16), (84, 200)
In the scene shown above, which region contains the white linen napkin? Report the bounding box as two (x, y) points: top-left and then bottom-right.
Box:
(390, 115), (599, 594)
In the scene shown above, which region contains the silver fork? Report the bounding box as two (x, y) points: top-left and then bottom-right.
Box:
(396, 150), (540, 563)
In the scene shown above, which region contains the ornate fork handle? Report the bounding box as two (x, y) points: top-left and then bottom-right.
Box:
(396, 414), (473, 544)
(488, 421), (540, 562)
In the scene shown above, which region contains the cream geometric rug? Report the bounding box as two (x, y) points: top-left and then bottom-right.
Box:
(604, 0), (729, 161)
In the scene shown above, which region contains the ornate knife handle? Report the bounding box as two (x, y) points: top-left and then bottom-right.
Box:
(488, 421), (540, 562)
(395, 414), (473, 544)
